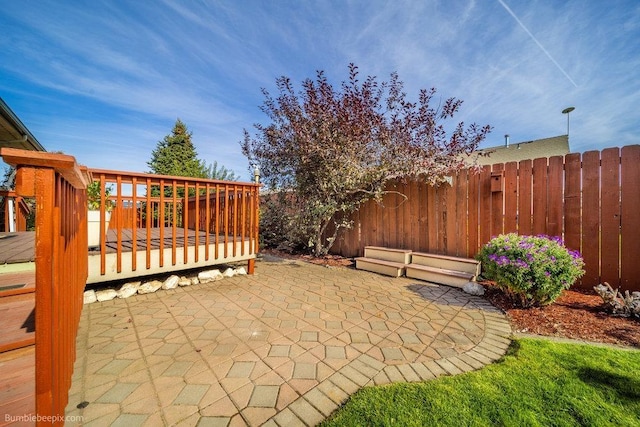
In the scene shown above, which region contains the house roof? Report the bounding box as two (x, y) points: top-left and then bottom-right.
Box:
(475, 135), (569, 165)
(0, 97), (46, 152)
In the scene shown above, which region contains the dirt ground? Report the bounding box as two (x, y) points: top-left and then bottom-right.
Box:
(262, 249), (640, 348)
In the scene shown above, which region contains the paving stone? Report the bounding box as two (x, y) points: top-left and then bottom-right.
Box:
(273, 408), (306, 427)
(173, 384), (209, 405)
(316, 380), (349, 405)
(96, 359), (134, 375)
(248, 385), (279, 408)
(397, 364), (421, 382)
(372, 371), (391, 386)
(293, 363), (316, 380)
(349, 359), (379, 378)
(304, 388), (339, 417)
(288, 397), (325, 426)
(340, 365), (370, 387)
(268, 345), (290, 357)
(196, 417), (231, 427)
(381, 347), (404, 361)
(300, 331), (319, 342)
(448, 356), (475, 373)
(410, 363), (436, 381)
(109, 413), (150, 427)
(383, 365), (405, 383)
(226, 361), (255, 378)
(435, 358), (464, 375)
(329, 372), (360, 395)
(96, 383), (140, 403)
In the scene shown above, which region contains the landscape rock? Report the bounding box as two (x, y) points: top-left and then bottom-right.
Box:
(178, 277), (192, 287)
(222, 268), (236, 278)
(190, 277), (199, 285)
(198, 269), (223, 283)
(162, 275), (180, 290)
(138, 280), (163, 294)
(462, 281), (485, 296)
(117, 281), (140, 298)
(96, 288), (118, 302)
(83, 290), (97, 304)
(235, 267), (247, 276)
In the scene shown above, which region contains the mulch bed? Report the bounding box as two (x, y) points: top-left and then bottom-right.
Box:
(484, 285), (640, 348)
(262, 248), (640, 348)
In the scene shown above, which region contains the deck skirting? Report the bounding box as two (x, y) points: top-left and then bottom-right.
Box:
(87, 238), (256, 283)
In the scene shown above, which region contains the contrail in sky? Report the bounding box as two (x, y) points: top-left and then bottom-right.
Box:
(498, 0), (578, 87)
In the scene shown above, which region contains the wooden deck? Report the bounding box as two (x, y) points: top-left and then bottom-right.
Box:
(0, 347), (35, 425)
(0, 232), (35, 274)
(0, 271), (35, 426)
(88, 227), (256, 283)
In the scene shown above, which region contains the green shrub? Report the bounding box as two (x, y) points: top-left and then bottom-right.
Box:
(477, 234), (585, 307)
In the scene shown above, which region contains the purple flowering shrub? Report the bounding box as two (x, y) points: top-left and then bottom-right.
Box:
(477, 234), (585, 307)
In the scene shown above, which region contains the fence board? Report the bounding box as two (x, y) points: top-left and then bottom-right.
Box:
(621, 145), (640, 290)
(446, 178), (458, 255)
(563, 153), (582, 254)
(427, 184), (437, 252)
(547, 156), (564, 237)
(491, 164), (504, 238)
(455, 170), (469, 257)
(518, 160), (533, 236)
(532, 157), (548, 235)
(581, 151), (601, 286)
(479, 166), (492, 244)
(503, 162), (518, 234)
(382, 189), (392, 247)
(467, 170), (479, 255)
(418, 180), (429, 252)
(409, 181), (420, 252)
(600, 148), (621, 286)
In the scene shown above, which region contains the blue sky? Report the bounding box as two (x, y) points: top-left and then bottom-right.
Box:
(1, 1), (638, 180)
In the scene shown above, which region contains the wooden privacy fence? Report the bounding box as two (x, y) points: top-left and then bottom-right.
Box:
(0, 148), (89, 426)
(329, 145), (640, 291)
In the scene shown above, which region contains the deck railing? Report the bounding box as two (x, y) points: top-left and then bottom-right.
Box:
(88, 169), (260, 282)
(0, 189), (30, 232)
(0, 147), (89, 426)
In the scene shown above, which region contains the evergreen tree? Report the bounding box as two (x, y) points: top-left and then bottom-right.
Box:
(203, 160), (239, 181)
(148, 119), (207, 178)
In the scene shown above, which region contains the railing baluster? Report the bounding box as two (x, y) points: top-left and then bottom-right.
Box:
(205, 183), (210, 260)
(132, 177), (137, 271)
(159, 179), (165, 267)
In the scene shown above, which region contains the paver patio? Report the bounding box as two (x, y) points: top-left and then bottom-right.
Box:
(65, 255), (511, 426)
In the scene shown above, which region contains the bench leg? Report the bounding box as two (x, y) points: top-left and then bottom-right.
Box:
(247, 259), (255, 275)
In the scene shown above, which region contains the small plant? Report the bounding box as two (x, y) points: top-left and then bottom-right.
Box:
(87, 181), (114, 211)
(477, 233), (585, 307)
(594, 282), (640, 318)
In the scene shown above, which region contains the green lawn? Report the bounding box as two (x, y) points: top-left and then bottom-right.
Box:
(321, 339), (640, 427)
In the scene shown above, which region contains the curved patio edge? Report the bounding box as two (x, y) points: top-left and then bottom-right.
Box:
(274, 304), (512, 426)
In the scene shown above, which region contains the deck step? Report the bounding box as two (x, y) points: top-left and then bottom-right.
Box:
(363, 246), (412, 264)
(405, 264), (475, 288)
(410, 252), (480, 276)
(355, 257), (407, 278)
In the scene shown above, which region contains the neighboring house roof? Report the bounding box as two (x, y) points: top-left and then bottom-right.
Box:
(0, 97), (46, 152)
(474, 135), (569, 165)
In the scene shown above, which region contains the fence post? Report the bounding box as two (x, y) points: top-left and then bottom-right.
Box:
(1, 147), (89, 426)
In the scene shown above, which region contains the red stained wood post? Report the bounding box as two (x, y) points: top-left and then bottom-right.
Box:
(1, 148), (89, 426)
